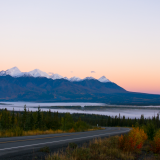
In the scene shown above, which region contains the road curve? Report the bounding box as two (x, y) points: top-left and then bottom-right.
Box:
(0, 127), (130, 157)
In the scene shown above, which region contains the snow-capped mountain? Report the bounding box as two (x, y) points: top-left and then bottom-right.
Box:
(50, 73), (63, 80)
(98, 76), (110, 83)
(83, 76), (95, 80)
(28, 69), (50, 78)
(0, 67), (23, 77)
(3, 67), (22, 77)
(63, 77), (69, 80)
(0, 67), (111, 83)
(69, 76), (81, 82)
(0, 70), (6, 76)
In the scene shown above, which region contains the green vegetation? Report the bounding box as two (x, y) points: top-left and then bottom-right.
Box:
(46, 128), (160, 160)
(72, 113), (160, 138)
(1, 106), (160, 159)
(1, 106), (160, 139)
(43, 112), (160, 160)
(39, 146), (51, 153)
(0, 106), (94, 137)
(77, 113), (160, 145)
(46, 136), (135, 160)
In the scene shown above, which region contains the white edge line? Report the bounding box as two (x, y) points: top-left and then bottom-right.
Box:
(0, 129), (130, 151)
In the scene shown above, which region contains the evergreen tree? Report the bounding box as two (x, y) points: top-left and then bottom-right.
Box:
(36, 106), (42, 129)
(22, 105), (27, 130)
(11, 108), (15, 127)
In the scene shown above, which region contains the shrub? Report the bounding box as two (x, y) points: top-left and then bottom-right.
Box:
(69, 143), (78, 149)
(143, 122), (156, 140)
(72, 148), (91, 160)
(39, 146), (50, 153)
(69, 128), (75, 133)
(73, 120), (90, 132)
(118, 134), (135, 152)
(150, 129), (160, 153)
(118, 127), (147, 152)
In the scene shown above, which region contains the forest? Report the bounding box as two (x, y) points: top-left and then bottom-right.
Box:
(0, 106), (160, 140)
(0, 106), (92, 137)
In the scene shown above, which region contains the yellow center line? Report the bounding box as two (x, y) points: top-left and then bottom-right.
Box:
(0, 129), (119, 144)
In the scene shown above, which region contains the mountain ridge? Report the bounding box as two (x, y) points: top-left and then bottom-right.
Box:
(0, 75), (160, 105)
(0, 67), (110, 83)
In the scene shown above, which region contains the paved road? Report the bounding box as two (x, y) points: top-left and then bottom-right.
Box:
(0, 127), (130, 157)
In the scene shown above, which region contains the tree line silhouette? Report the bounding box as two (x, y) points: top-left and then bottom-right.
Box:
(0, 106), (90, 132)
(0, 106), (160, 139)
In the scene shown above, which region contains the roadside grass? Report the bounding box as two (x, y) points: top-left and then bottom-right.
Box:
(0, 127), (103, 138)
(39, 146), (51, 153)
(45, 136), (135, 160)
(45, 134), (160, 160)
(0, 129), (65, 137)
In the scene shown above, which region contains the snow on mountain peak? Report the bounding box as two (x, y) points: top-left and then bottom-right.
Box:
(5, 67), (22, 77)
(98, 76), (110, 83)
(83, 76), (95, 80)
(0, 67), (111, 83)
(69, 76), (81, 82)
(50, 73), (63, 80)
(29, 69), (50, 78)
(0, 70), (6, 76)
(63, 77), (69, 80)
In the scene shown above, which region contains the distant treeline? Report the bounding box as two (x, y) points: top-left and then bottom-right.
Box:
(0, 107), (160, 139)
(72, 112), (160, 140)
(71, 113), (160, 128)
(0, 106), (90, 132)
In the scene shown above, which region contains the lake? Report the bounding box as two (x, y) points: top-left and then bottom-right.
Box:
(0, 101), (160, 119)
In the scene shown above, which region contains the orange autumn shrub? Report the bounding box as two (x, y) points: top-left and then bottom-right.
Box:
(151, 129), (160, 153)
(118, 134), (135, 152)
(69, 128), (75, 133)
(129, 127), (147, 149)
(118, 127), (147, 152)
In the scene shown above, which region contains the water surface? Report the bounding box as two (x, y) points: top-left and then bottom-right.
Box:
(0, 101), (160, 119)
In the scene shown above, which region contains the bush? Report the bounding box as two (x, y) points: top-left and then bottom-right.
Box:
(118, 134), (135, 152)
(72, 148), (91, 160)
(69, 128), (75, 133)
(73, 120), (90, 132)
(143, 122), (156, 140)
(39, 146), (50, 153)
(46, 136), (135, 160)
(151, 129), (160, 153)
(118, 127), (147, 152)
(69, 143), (78, 149)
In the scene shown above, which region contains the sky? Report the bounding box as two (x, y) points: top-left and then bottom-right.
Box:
(0, 0), (160, 94)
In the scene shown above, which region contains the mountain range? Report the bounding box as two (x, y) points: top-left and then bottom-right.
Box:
(0, 67), (110, 82)
(0, 67), (160, 105)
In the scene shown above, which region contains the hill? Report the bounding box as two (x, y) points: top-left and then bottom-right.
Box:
(0, 75), (160, 105)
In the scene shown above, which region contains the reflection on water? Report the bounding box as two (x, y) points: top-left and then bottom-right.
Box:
(0, 102), (160, 119)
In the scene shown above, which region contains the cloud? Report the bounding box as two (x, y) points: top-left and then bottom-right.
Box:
(91, 71), (96, 73)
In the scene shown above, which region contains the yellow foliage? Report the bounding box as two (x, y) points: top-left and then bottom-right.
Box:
(118, 127), (147, 152)
(0, 129), (65, 138)
(0, 126), (102, 138)
(69, 128), (75, 133)
(151, 129), (160, 153)
(129, 127), (148, 147)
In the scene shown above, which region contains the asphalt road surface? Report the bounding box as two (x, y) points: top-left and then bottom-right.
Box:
(0, 127), (130, 158)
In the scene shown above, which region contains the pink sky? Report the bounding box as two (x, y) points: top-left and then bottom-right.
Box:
(0, 1), (160, 94)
